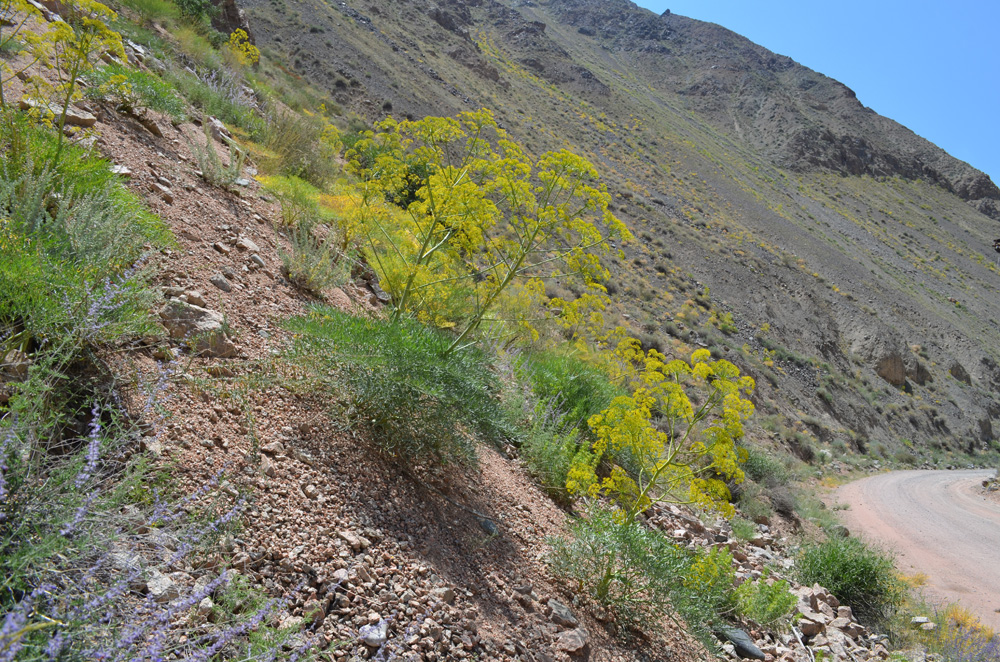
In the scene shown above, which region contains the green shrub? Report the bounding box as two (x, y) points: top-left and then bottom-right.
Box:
(730, 516), (756, 541)
(741, 446), (791, 487)
(277, 224), (351, 297)
(116, 0), (179, 25)
(736, 483), (775, 522)
(734, 571), (797, 627)
(796, 536), (904, 627)
(284, 308), (514, 465)
(255, 109), (340, 187)
(163, 66), (263, 135)
(0, 111), (168, 435)
(260, 174), (327, 227)
(173, 0), (216, 24)
(516, 350), (622, 429)
(549, 505), (734, 646)
(83, 62), (186, 120)
(188, 119), (246, 188)
(0, 112), (167, 345)
(518, 416), (583, 504)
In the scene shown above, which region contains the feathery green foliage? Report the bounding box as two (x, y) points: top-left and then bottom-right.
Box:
(277, 224), (352, 297)
(733, 570), (797, 628)
(797, 535), (904, 628)
(82, 62), (186, 120)
(549, 504), (734, 646)
(285, 308), (515, 465)
(188, 119), (245, 189)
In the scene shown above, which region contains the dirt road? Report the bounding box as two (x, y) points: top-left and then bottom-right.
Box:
(836, 469), (1000, 629)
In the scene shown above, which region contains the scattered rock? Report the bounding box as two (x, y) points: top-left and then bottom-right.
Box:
(554, 627), (588, 654)
(1, 350), (30, 380)
(260, 454), (277, 477)
(146, 569), (179, 602)
(340, 530), (364, 552)
(547, 599), (578, 628)
(360, 619), (388, 647)
(208, 116), (230, 142)
(949, 361), (972, 385)
(19, 98), (97, 127)
(159, 301), (236, 358)
(151, 182), (173, 204)
(235, 236), (260, 252)
(430, 586), (456, 604)
(138, 115), (163, 137)
(185, 290), (207, 307)
(209, 274), (233, 292)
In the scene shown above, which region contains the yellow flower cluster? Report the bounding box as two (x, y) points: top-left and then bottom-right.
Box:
(225, 29), (259, 67)
(346, 109), (631, 353)
(568, 343), (755, 523)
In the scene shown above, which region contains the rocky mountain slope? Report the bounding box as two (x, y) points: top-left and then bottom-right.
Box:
(4, 0), (995, 659)
(241, 0), (1000, 464)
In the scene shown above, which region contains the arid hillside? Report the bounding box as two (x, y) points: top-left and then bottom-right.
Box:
(242, 0), (1000, 464)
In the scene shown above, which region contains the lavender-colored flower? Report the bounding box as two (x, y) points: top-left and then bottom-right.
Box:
(0, 586), (48, 662)
(74, 403), (102, 489)
(59, 493), (95, 538)
(74, 256), (149, 343)
(0, 422), (15, 513)
(44, 631), (66, 660)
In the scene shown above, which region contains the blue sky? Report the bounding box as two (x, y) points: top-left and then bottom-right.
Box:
(632, 1), (1000, 185)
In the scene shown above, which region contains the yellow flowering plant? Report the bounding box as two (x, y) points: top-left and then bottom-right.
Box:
(21, 0), (124, 163)
(225, 29), (259, 67)
(0, 0), (47, 108)
(347, 108), (632, 353)
(568, 344), (755, 523)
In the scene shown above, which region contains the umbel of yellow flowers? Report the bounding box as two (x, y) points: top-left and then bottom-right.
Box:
(568, 344), (756, 524)
(347, 108), (632, 354)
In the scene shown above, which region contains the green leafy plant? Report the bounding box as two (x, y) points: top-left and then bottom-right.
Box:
(0, 110), (169, 433)
(277, 223), (352, 297)
(162, 65), (262, 134)
(173, 0), (216, 25)
(516, 350), (622, 429)
(82, 62), (186, 120)
(730, 516), (757, 541)
(259, 174), (328, 227)
(116, 0), (178, 25)
(284, 308), (515, 465)
(188, 118), (246, 189)
(518, 415), (583, 503)
(797, 535), (905, 627)
(549, 505), (733, 646)
(741, 446), (792, 487)
(734, 570), (797, 627)
(254, 109), (341, 186)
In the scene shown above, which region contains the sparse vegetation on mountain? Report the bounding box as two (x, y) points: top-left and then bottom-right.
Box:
(2, 0), (1000, 658)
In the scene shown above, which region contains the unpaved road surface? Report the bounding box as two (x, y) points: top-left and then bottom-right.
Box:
(837, 470), (1000, 629)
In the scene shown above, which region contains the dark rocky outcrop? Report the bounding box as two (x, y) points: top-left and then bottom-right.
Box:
(211, 0), (255, 43)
